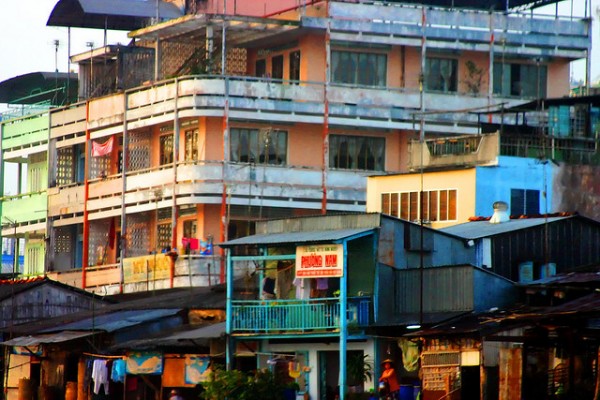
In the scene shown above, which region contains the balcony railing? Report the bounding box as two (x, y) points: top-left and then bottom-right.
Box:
(230, 296), (371, 334)
(500, 134), (600, 165)
(408, 133), (499, 170)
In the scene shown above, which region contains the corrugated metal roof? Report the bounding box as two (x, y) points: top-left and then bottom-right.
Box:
(40, 309), (180, 333)
(219, 228), (374, 247)
(112, 322), (226, 350)
(524, 272), (600, 287)
(440, 216), (570, 239)
(1, 331), (96, 346)
(47, 0), (182, 30)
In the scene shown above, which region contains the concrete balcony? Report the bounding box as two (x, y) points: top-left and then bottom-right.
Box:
(48, 254), (223, 294)
(408, 132), (499, 170)
(49, 76), (520, 140)
(53, 161), (367, 219)
(313, 2), (589, 60)
(1, 192), (47, 235)
(1, 112), (49, 161)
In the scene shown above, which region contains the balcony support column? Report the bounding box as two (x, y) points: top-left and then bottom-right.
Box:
(225, 248), (233, 371)
(171, 79), (180, 288)
(338, 240), (348, 400)
(321, 17), (331, 214)
(82, 101), (91, 288)
(119, 93), (129, 293)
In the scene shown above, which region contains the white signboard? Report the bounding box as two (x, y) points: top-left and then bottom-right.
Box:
(295, 244), (344, 278)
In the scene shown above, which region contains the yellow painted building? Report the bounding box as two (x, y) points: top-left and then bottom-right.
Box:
(367, 168), (477, 229)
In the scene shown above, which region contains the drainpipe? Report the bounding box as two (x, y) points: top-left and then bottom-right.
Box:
(82, 101), (91, 289)
(321, 6), (331, 215)
(119, 92), (129, 293)
(171, 79), (180, 288)
(339, 240), (348, 400)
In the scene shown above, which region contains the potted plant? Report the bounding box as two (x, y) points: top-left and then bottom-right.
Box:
(347, 353), (373, 394)
(283, 381), (300, 400)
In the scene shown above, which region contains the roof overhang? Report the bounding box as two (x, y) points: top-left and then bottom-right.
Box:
(47, 0), (183, 31)
(129, 14), (301, 48)
(219, 227), (375, 247)
(0, 72), (78, 105)
(1, 331), (96, 346)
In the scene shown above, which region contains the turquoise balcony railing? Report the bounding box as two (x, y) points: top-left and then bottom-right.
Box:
(231, 296), (371, 334)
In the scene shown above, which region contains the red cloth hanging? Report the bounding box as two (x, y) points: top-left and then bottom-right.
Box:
(92, 136), (114, 157)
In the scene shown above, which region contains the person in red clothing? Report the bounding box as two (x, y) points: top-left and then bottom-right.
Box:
(379, 359), (400, 399)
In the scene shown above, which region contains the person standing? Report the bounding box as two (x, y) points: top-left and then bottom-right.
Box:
(379, 359), (400, 399)
(169, 389), (183, 400)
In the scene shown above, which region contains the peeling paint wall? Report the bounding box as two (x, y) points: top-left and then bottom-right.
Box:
(553, 164), (600, 221)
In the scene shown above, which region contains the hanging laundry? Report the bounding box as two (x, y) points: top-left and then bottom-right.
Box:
(92, 359), (109, 395)
(111, 359), (126, 383)
(92, 136), (114, 157)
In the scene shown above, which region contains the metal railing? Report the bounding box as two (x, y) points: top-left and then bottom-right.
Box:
(231, 296), (371, 334)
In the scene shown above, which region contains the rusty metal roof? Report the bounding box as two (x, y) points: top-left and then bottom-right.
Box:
(129, 14), (300, 47)
(110, 322), (226, 350)
(40, 309), (181, 333)
(1, 331), (96, 346)
(47, 0), (183, 30)
(440, 216), (571, 239)
(219, 227), (375, 247)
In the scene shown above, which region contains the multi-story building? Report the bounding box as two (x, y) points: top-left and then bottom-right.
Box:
(0, 0), (590, 294)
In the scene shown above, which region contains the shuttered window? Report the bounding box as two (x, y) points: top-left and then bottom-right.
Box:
(381, 189), (458, 222)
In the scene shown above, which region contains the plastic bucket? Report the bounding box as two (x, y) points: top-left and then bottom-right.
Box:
(399, 385), (413, 400)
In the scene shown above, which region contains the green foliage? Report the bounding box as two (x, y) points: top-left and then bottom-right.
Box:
(200, 366), (295, 400)
(347, 353), (373, 385)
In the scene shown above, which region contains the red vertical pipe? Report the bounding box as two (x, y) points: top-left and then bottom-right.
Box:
(82, 101), (90, 289)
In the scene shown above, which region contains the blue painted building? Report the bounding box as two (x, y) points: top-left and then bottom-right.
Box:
(475, 155), (557, 217)
(219, 213), (517, 400)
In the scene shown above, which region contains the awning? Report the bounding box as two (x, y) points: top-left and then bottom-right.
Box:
(219, 228), (375, 247)
(110, 322), (226, 350)
(47, 0), (183, 31)
(1, 331), (96, 346)
(0, 72), (78, 105)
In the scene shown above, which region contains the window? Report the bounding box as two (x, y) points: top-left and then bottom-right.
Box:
(230, 128), (287, 165)
(256, 59), (266, 78)
(183, 219), (197, 238)
(425, 57), (458, 93)
(271, 55), (284, 79)
(510, 189), (540, 216)
(289, 51), (301, 82)
(381, 189), (458, 222)
(185, 129), (199, 161)
(157, 222), (171, 252)
(159, 134), (174, 165)
(493, 62), (547, 98)
(332, 51), (387, 86)
(329, 135), (385, 171)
